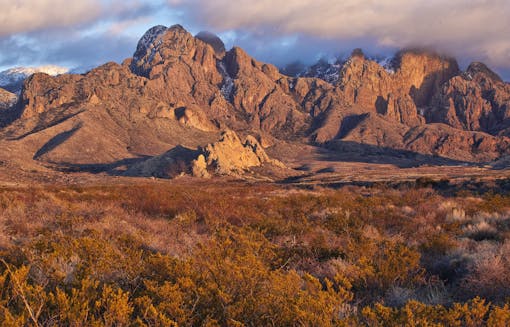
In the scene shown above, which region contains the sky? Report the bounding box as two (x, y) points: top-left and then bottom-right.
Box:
(0, 0), (509, 79)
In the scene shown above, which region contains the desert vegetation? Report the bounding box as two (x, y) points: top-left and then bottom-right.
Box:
(0, 180), (510, 325)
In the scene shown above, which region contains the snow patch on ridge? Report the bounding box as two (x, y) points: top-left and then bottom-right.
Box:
(0, 65), (69, 93)
(133, 25), (168, 62)
(376, 57), (396, 74)
(217, 61), (235, 101)
(300, 60), (342, 85)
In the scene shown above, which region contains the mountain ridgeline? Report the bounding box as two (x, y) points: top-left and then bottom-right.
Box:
(1, 24), (510, 178)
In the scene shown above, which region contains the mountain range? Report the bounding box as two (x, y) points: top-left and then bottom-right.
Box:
(1, 24), (509, 180)
(0, 65), (69, 94)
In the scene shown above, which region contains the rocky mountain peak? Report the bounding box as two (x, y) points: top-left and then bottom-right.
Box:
(466, 62), (503, 83)
(395, 49), (459, 75)
(350, 48), (365, 59)
(132, 25), (168, 58)
(195, 31), (226, 55)
(131, 24), (199, 77)
(224, 47), (252, 77)
(389, 49), (460, 82)
(391, 49), (460, 107)
(427, 60), (510, 135)
(332, 48), (462, 128)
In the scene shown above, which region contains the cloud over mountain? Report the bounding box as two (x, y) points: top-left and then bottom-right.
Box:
(169, 0), (510, 69)
(1, 0), (509, 80)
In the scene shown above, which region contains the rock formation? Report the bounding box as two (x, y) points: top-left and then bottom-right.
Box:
(428, 62), (510, 135)
(195, 31), (226, 55)
(126, 130), (285, 178)
(336, 49), (458, 127)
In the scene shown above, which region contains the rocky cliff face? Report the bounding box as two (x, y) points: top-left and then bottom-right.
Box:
(336, 49), (458, 127)
(2, 24), (510, 172)
(428, 62), (510, 135)
(299, 58), (343, 84)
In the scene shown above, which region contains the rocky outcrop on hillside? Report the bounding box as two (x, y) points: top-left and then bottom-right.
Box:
(126, 130), (285, 178)
(428, 62), (510, 135)
(201, 130), (285, 175)
(336, 49), (458, 127)
(195, 31), (226, 55)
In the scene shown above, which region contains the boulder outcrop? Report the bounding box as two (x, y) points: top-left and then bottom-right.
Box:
(126, 130), (285, 178)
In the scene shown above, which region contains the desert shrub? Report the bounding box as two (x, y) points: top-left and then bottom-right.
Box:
(353, 241), (425, 299)
(49, 279), (133, 326)
(362, 297), (510, 326)
(464, 193), (510, 216)
(465, 221), (501, 242)
(0, 263), (47, 326)
(0, 183), (509, 324)
(419, 233), (468, 283)
(25, 232), (145, 290)
(487, 304), (510, 326)
(92, 227), (349, 326)
(361, 300), (447, 326)
(460, 241), (510, 303)
(421, 233), (458, 258)
(151, 228), (353, 326)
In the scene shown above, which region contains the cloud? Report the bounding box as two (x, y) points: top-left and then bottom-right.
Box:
(0, 28), (140, 70)
(0, 0), (102, 35)
(170, 0), (510, 69)
(0, 0), (166, 69)
(1, 0), (509, 80)
(0, 0), (153, 36)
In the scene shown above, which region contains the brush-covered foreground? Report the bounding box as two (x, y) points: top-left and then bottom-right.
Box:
(1, 181), (510, 326)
